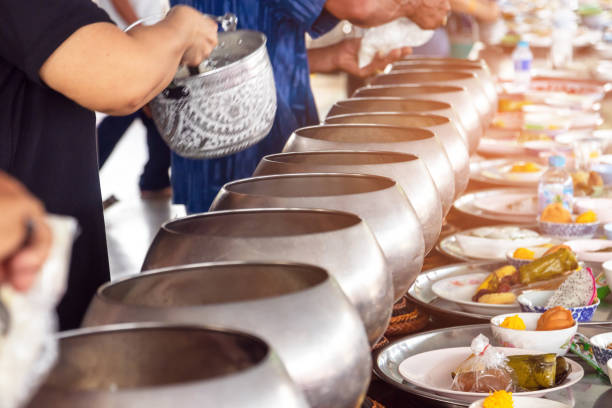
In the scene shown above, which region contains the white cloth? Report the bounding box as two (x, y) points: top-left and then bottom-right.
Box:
(95, 0), (169, 29)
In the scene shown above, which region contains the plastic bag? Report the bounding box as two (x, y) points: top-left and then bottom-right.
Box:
(0, 216), (78, 408)
(357, 18), (434, 68)
(451, 334), (516, 393)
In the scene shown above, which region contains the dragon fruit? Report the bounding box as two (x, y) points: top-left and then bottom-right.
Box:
(546, 268), (597, 308)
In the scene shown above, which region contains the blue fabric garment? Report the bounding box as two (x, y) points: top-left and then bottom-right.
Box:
(170, 0), (338, 213)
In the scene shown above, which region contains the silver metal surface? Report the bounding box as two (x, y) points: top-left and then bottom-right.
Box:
(390, 62), (498, 116)
(150, 30), (277, 159)
(84, 263), (370, 408)
(407, 261), (612, 323)
(453, 187), (538, 224)
(353, 85), (483, 155)
(210, 173), (425, 304)
(325, 113), (469, 198)
(370, 71), (493, 126)
(375, 323), (611, 408)
(283, 124), (455, 214)
(253, 151), (442, 254)
(28, 323), (308, 408)
(141, 208), (391, 345)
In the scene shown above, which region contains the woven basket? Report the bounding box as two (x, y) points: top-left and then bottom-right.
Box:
(385, 298), (429, 338)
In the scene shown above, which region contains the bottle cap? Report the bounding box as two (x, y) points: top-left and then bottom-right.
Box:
(518, 40), (529, 47)
(548, 155), (566, 167)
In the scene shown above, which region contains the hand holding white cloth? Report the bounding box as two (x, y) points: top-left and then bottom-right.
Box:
(357, 18), (434, 68)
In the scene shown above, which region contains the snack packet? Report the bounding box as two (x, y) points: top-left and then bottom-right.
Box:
(451, 334), (517, 393)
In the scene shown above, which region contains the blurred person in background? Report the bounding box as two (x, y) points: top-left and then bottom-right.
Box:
(0, 0), (218, 329)
(95, 0), (174, 198)
(0, 172), (51, 292)
(413, 0), (500, 56)
(170, 0), (451, 214)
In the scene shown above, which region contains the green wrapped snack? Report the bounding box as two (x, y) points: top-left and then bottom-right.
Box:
(507, 354), (557, 390)
(555, 356), (571, 385)
(519, 248), (578, 285)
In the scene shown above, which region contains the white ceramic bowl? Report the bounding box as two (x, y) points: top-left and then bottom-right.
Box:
(565, 239), (612, 263)
(574, 198), (612, 224)
(588, 332), (612, 371)
(605, 223), (612, 240)
(604, 261), (612, 297)
(470, 396), (570, 408)
(490, 312), (577, 356)
(518, 290), (600, 322)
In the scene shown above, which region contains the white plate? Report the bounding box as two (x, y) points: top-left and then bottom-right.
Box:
(574, 197), (612, 223)
(454, 188), (539, 224)
(453, 226), (549, 260)
(398, 347), (584, 403)
(470, 396), (571, 408)
(565, 239), (612, 263)
(479, 163), (545, 187)
(431, 273), (520, 315)
(472, 192), (538, 218)
(477, 137), (529, 157)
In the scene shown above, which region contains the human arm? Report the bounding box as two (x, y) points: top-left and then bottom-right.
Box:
(0, 173), (52, 292)
(39, 5), (218, 115)
(111, 0), (139, 26)
(324, 0), (451, 29)
(450, 0), (500, 22)
(308, 38), (411, 78)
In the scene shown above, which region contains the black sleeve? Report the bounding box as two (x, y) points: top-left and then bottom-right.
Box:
(0, 0), (112, 84)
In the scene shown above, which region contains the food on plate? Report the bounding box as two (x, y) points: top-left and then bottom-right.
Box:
(542, 244), (571, 256)
(510, 162), (541, 173)
(536, 307), (575, 331)
(545, 268), (597, 308)
(506, 353), (557, 390)
(513, 248), (535, 260)
(451, 335), (516, 393)
(607, 343), (612, 350)
(540, 203), (572, 223)
(483, 390), (513, 408)
(573, 170), (604, 197)
(501, 315), (526, 330)
(516, 132), (552, 143)
(518, 247), (578, 285)
(576, 210), (597, 223)
(473, 266), (519, 303)
(451, 335), (572, 393)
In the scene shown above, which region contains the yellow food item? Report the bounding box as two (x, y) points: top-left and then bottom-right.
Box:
(540, 203), (572, 223)
(478, 292), (517, 305)
(576, 210), (597, 224)
(513, 248), (535, 260)
(483, 390), (513, 408)
(536, 306), (575, 331)
(510, 162), (541, 173)
(500, 315), (526, 330)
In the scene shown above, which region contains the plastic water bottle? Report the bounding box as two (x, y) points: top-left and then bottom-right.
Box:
(538, 155), (574, 214)
(512, 40), (533, 92)
(551, 2), (578, 69)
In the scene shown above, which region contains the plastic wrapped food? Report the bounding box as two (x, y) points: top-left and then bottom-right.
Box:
(519, 247), (578, 284)
(506, 354), (557, 390)
(451, 335), (516, 393)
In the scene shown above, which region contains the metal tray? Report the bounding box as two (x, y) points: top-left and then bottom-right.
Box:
(374, 323), (612, 408)
(407, 261), (612, 322)
(453, 188), (537, 224)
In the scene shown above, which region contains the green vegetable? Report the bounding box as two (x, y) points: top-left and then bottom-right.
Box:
(519, 248), (578, 284)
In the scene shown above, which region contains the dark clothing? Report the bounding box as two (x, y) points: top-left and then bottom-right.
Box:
(171, 0), (338, 213)
(98, 112), (171, 191)
(0, 0), (112, 329)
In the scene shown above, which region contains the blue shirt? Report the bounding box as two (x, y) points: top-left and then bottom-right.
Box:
(170, 0), (338, 213)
